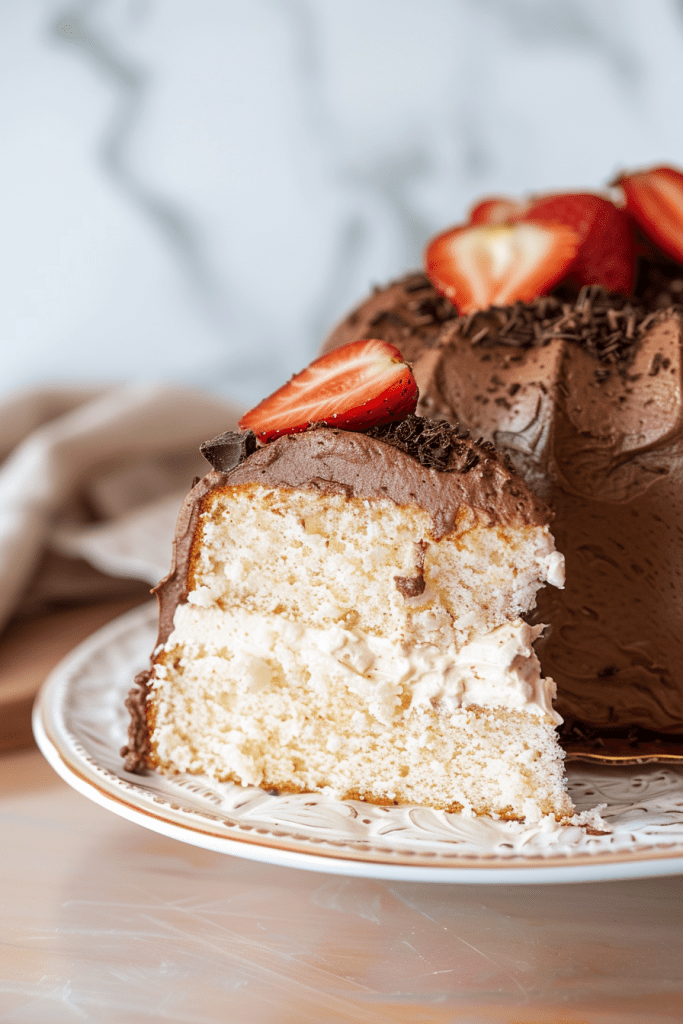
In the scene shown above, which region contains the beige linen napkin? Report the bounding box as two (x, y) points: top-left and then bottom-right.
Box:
(0, 384), (242, 633)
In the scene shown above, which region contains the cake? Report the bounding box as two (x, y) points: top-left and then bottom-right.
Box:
(322, 166), (683, 758)
(122, 391), (572, 820)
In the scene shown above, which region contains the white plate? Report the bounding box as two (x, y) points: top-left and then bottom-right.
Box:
(34, 602), (683, 883)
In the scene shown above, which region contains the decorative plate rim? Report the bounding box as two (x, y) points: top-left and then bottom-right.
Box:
(33, 602), (683, 884)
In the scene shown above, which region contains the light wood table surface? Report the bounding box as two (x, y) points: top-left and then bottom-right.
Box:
(0, 598), (147, 752)
(1, 602), (683, 1023)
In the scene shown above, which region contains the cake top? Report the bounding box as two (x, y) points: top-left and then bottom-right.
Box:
(203, 414), (494, 475)
(154, 415), (550, 652)
(421, 166), (683, 316)
(221, 422), (547, 537)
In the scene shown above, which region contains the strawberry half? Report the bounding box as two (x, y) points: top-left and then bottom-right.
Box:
(615, 166), (683, 264)
(425, 221), (579, 314)
(469, 196), (527, 225)
(522, 193), (635, 294)
(238, 339), (418, 443)
(470, 192), (635, 294)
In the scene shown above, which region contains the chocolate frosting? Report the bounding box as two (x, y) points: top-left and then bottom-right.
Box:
(321, 272), (457, 361)
(221, 425), (548, 540)
(120, 669), (153, 772)
(323, 274), (683, 747)
(152, 471), (224, 648)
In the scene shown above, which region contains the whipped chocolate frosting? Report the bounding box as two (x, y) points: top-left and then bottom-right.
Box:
(323, 274), (683, 748)
(220, 424), (547, 536)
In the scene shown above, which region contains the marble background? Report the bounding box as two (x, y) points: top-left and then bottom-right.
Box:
(4, 0), (683, 406)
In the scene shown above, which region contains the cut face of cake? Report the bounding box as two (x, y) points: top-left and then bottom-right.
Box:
(123, 418), (572, 822)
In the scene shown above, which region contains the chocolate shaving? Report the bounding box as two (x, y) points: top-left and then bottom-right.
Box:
(200, 430), (256, 472)
(402, 273), (432, 292)
(369, 309), (406, 328)
(394, 541), (429, 599)
(450, 288), (678, 371)
(367, 414), (490, 473)
(394, 575), (426, 598)
(470, 326), (490, 345)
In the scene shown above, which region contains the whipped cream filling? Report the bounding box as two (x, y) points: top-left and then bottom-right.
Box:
(165, 597), (561, 727)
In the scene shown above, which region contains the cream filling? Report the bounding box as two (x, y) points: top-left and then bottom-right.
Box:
(163, 599), (561, 726)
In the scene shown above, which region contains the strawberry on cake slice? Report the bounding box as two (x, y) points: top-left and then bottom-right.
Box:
(122, 341), (572, 822)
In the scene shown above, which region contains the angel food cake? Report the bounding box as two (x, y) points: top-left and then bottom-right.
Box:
(123, 343), (572, 821)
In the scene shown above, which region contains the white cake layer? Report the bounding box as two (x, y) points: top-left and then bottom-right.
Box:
(187, 484), (565, 649)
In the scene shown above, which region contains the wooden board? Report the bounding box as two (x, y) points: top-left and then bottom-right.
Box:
(0, 598), (148, 752)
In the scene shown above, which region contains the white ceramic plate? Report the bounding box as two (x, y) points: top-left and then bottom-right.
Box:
(34, 602), (683, 883)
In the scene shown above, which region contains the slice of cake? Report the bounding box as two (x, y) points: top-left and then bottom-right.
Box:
(123, 367), (572, 820)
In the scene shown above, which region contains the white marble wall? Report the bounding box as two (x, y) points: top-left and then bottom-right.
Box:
(4, 0), (683, 405)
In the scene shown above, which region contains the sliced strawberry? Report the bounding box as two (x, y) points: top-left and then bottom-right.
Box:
(522, 193), (635, 294)
(469, 196), (527, 225)
(615, 166), (683, 264)
(425, 221), (579, 314)
(238, 339), (418, 443)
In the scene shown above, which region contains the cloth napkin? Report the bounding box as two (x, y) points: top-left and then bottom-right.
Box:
(0, 384), (243, 633)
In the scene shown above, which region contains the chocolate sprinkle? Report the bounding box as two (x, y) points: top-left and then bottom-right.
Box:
(369, 309), (407, 329)
(200, 429), (257, 472)
(402, 272), (433, 293)
(453, 285), (681, 371)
